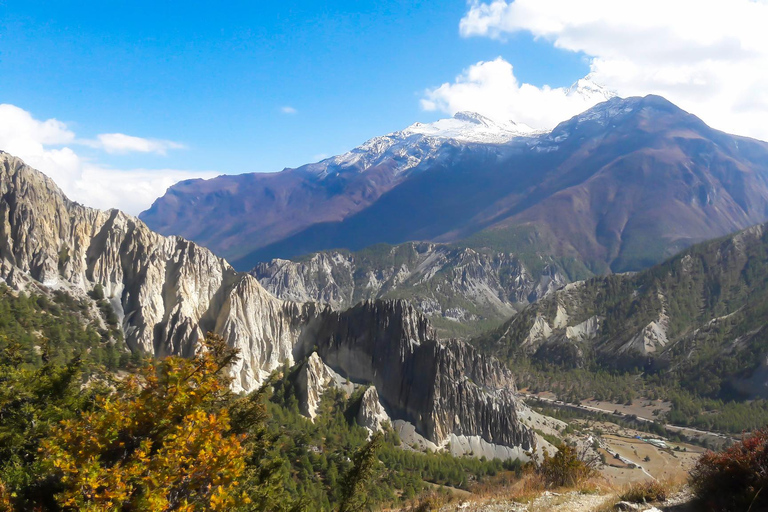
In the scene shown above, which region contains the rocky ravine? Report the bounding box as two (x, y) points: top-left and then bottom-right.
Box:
(0, 152), (536, 456)
(252, 243), (568, 338)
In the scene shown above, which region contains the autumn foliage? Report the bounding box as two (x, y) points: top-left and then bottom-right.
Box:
(691, 426), (768, 512)
(37, 333), (249, 511)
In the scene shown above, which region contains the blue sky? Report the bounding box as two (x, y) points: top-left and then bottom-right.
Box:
(2, 0), (767, 213)
(1, 1), (587, 173)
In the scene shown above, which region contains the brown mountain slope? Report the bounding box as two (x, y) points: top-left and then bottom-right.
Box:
(474, 96), (768, 271)
(142, 96), (768, 274)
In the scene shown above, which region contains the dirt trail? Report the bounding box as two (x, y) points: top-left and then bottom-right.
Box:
(440, 491), (615, 511)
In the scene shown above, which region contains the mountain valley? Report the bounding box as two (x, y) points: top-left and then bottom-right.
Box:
(3, 95), (768, 511)
(9, 2), (768, 509)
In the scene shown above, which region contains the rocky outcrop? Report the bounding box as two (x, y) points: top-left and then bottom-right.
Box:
(252, 243), (568, 338)
(295, 352), (354, 419)
(295, 300), (536, 453)
(356, 387), (390, 433)
(0, 152), (317, 392)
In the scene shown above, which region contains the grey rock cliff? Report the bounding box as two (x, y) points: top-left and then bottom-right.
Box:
(0, 152), (536, 455)
(295, 352), (354, 419)
(0, 151), (316, 392)
(356, 387), (390, 433)
(252, 243), (568, 338)
(295, 300), (536, 451)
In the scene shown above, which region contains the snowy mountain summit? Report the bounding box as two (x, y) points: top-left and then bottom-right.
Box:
(566, 76), (617, 103)
(304, 77), (615, 178)
(307, 111), (539, 178)
(402, 111), (540, 144)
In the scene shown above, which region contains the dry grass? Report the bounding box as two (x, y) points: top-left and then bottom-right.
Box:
(508, 473), (547, 503)
(463, 471), (612, 509)
(576, 475), (614, 496)
(592, 477), (684, 512)
(619, 479), (670, 503)
(403, 491), (452, 512)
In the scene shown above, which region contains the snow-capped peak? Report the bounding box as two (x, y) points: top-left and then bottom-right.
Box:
(402, 111), (540, 144)
(566, 76), (617, 103)
(305, 111), (545, 178)
(453, 111), (497, 127)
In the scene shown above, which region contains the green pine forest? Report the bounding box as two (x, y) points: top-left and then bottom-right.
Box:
(0, 284), (522, 511)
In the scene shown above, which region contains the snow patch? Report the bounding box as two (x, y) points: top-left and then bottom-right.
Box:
(403, 111), (541, 143)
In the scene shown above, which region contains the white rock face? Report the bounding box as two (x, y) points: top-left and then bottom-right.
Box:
(566, 316), (601, 341)
(447, 434), (533, 462)
(391, 420), (535, 462)
(296, 352), (354, 420)
(0, 152), (315, 392)
(622, 313), (669, 355)
(356, 387), (390, 433)
(252, 243), (567, 335)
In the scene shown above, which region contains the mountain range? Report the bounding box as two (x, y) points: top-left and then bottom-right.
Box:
(0, 151), (538, 458)
(5, 91), (768, 458)
(475, 221), (768, 401)
(251, 243), (571, 339)
(142, 95), (768, 276)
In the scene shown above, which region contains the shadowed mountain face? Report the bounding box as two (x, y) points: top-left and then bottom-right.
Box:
(141, 96), (768, 274)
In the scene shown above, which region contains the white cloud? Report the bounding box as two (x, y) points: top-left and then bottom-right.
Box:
(0, 103), (75, 150)
(82, 133), (186, 155)
(428, 0), (768, 139)
(281, 106), (298, 114)
(422, 57), (613, 130)
(0, 104), (216, 215)
(73, 166), (216, 215)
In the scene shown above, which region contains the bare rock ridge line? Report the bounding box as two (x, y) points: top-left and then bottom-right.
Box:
(251, 243), (568, 337)
(0, 151), (313, 393)
(0, 151), (535, 455)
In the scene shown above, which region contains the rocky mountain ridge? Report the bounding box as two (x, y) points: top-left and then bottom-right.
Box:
(0, 151), (535, 456)
(252, 242), (570, 338)
(0, 151), (315, 393)
(476, 221), (768, 400)
(294, 300), (536, 456)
